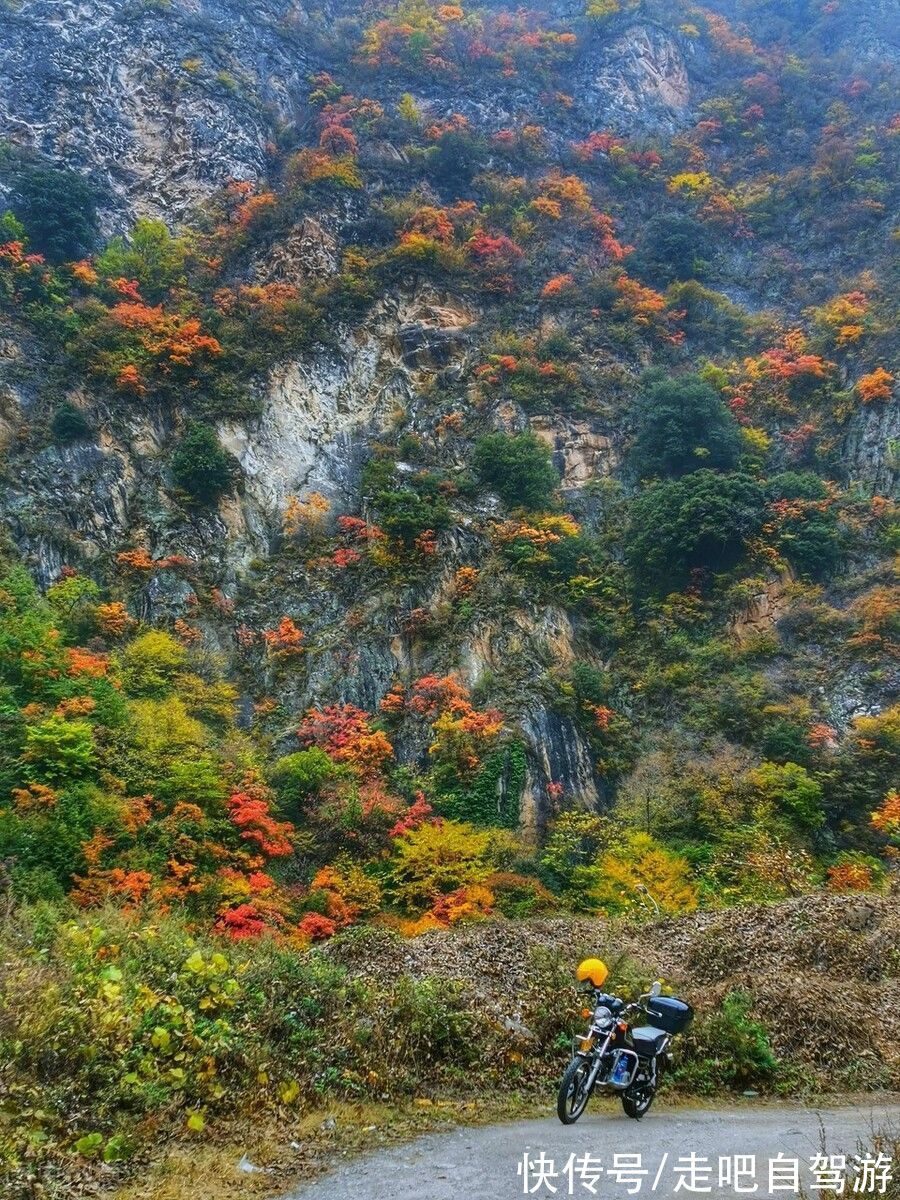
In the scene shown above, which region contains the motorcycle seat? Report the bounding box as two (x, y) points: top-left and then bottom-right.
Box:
(631, 1026), (668, 1057)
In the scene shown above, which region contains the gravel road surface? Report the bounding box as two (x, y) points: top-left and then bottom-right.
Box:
(284, 1100), (900, 1200)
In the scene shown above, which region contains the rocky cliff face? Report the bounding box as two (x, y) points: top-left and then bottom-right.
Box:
(0, 0), (316, 229)
(0, 0), (697, 228)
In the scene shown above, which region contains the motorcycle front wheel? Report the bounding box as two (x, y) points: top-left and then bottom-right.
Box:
(557, 1056), (593, 1124)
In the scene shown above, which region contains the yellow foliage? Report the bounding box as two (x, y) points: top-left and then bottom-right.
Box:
(119, 630), (187, 697)
(175, 673), (239, 725)
(851, 703), (900, 749)
(389, 820), (492, 910)
(667, 171), (715, 198)
(741, 426), (772, 457)
(129, 697), (209, 755)
(582, 832), (698, 916)
(283, 492), (331, 540)
(397, 92), (422, 125)
(586, 0), (621, 17)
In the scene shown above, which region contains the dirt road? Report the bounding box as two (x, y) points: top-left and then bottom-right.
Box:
(284, 1100), (900, 1200)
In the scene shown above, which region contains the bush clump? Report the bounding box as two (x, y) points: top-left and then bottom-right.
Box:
(628, 372), (742, 481)
(473, 431), (560, 510)
(674, 990), (779, 1094)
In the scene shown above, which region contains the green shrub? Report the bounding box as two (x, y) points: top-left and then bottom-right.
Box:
(768, 471), (844, 580)
(674, 990), (778, 1093)
(435, 742), (526, 827)
(96, 218), (187, 302)
(626, 470), (766, 592)
(473, 431), (560, 510)
(629, 372), (742, 480)
(23, 717), (96, 784)
(171, 423), (237, 505)
(375, 485), (450, 546)
(634, 213), (709, 285)
(8, 162), (98, 262)
(271, 748), (345, 810)
(747, 761), (824, 831)
(51, 402), (93, 444)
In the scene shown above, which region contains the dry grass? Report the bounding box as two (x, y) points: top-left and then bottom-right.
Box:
(323, 894), (900, 1091)
(107, 1098), (537, 1200)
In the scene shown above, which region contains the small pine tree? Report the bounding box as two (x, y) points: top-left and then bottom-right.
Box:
(171, 423), (237, 505)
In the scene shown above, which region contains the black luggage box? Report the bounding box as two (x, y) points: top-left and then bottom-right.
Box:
(646, 995), (693, 1033)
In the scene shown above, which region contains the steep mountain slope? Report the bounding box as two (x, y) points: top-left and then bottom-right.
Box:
(0, 0), (897, 891)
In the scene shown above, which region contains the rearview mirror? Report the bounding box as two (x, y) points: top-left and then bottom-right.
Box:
(649, 980), (662, 998)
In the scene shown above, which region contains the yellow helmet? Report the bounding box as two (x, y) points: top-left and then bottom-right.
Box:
(576, 958), (609, 988)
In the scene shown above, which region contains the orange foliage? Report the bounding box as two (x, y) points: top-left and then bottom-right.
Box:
(71, 867), (153, 908)
(872, 790), (900, 836)
(529, 196), (562, 220)
(116, 548), (192, 573)
(106, 300), (221, 373)
(703, 9), (757, 56)
(116, 548), (156, 571)
(826, 861), (875, 892)
(286, 149), (362, 190)
(283, 492), (331, 541)
(173, 618), (202, 646)
(453, 566), (479, 596)
(121, 795), (153, 835)
(538, 170), (592, 213)
(234, 191), (277, 228)
(54, 696), (97, 718)
(403, 205), (455, 243)
(808, 723), (838, 750)
(384, 676), (504, 776)
(414, 530), (438, 556)
(298, 704), (394, 778)
(857, 367), (894, 403)
(541, 273), (574, 299)
(227, 786), (295, 858)
(613, 275), (674, 335)
(262, 617), (306, 658)
(591, 211), (630, 260)
(468, 229), (523, 267)
(430, 883), (495, 925)
(572, 130), (625, 160)
(66, 648), (108, 677)
(11, 783), (59, 813)
(116, 364), (146, 394)
(69, 259), (98, 286)
(757, 331), (832, 381)
(96, 601), (134, 637)
(296, 912), (338, 941)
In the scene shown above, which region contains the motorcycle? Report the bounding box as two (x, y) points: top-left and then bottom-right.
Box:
(557, 973), (693, 1124)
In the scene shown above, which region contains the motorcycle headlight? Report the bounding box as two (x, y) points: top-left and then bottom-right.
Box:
(593, 1004), (613, 1026)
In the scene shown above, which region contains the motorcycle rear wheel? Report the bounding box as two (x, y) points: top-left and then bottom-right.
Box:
(557, 1056), (593, 1124)
(621, 1071), (656, 1119)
